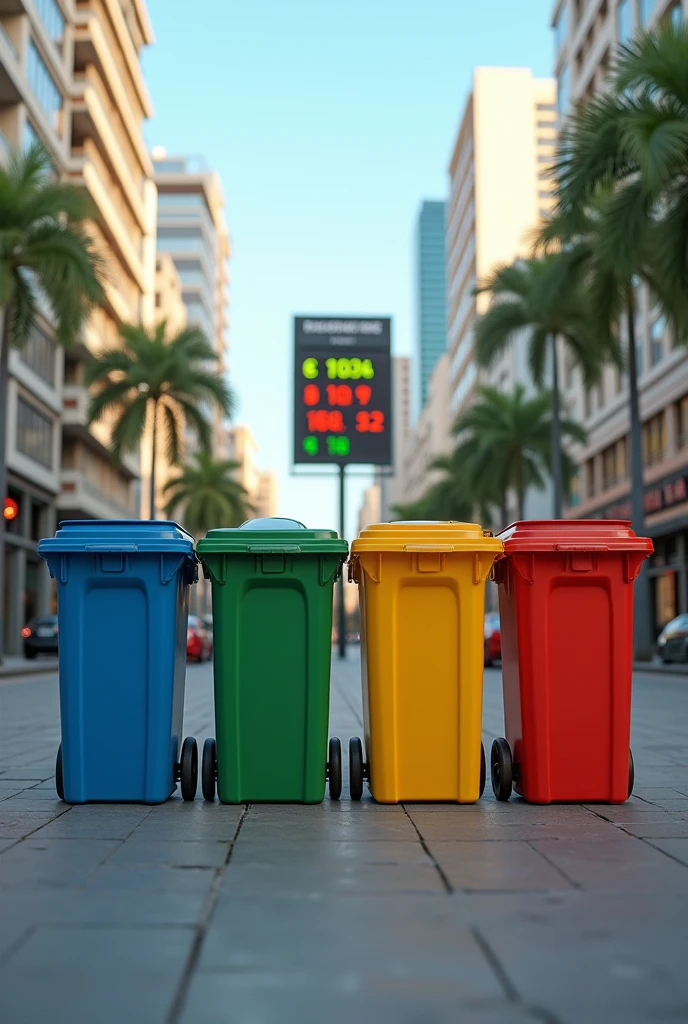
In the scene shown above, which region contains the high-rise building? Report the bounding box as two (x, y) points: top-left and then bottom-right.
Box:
(553, 0), (688, 635)
(379, 355), (411, 520)
(414, 201), (447, 418)
(226, 424), (278, 521)
(446, 68), (557, 421)
(398, 352), (453, 506)
(152, 151), (230, 455)
(0, 0), (155, 652)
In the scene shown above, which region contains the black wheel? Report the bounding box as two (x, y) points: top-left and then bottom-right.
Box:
(480, 742), (486, 798)
(327, 737), (342, 800)
(491, 737), (513, 801)
(180, 737), (198, 801)
(202, 738), (216, 802)
(628, 749), (635, 799)
(55, 743), (64, 801)
(349, 736), (364, 801)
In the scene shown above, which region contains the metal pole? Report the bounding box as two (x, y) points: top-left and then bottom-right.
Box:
(338, 463), (346, 659)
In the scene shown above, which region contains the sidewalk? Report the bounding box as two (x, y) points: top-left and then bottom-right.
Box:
(0, 657), (687, 1023)
(0, 655), (58, 679)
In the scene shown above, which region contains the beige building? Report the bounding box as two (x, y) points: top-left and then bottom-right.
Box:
(553, 0), (688, 631)
(447, 68), (557, 421)
(0, 0), (155, 652)
(357, 483), (382, 535)
(398, 352), (453, 506)
(378, 355), (411, 520)
(226, 424), (277, 521)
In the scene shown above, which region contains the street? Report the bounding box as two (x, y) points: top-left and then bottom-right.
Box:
(1, 656), (688, 1024)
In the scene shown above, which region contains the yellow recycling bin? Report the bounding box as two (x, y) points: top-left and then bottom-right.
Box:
(348, 522), (503, 803)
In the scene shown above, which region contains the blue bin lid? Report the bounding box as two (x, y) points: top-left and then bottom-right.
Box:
(38, 520), (195, 556)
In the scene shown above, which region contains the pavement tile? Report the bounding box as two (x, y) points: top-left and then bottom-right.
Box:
(237, 806), (418, 842)
(426, 840), (574, 892)
(0, 838), (121, 889)
(0, 811), (63, 839)
(106, 839), (230, 868)
(1, 887), (208, 928)
(31, 810), (148, 840)
(529, 835), (688, 892)
(644, 838), (688, 867)
(0, 925), (193, 1024)
(618, 820), (688, 839)
(85, 863), (217, 893)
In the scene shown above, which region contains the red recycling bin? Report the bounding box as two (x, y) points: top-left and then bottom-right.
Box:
(490, 521), (652, 804)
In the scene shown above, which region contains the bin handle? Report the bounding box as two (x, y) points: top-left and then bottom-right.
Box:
(247, 544), (301, 554)
(402, 544), (455, 553)
(84, 544), (138, 552)
(554, 543), (608, 552)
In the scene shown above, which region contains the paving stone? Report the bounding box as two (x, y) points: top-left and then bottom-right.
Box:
(1, 888), (208, 928)
(529, 835), (688, 892)
(85, 863), (216, 893)
(31, 811), (148, 840)
(0, 811), (63, 839)
(0, 838), (121, 889)
(426, 840), (574, 892)
(106, 839), (230, 869)
(0, 926), (193, 1024)
(617, 820), (688, 839)
(644, 838), (688, 867)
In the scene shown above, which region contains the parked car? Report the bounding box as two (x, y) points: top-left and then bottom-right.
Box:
(22, 615), (58, 659)
(484, 611), (501, 667)
(657, 614), (688, 663)
(187, 615), (212, 662)
(201, 614), (213, 648)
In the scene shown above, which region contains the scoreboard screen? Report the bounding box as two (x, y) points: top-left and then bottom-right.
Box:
(293, 316), (392, 466)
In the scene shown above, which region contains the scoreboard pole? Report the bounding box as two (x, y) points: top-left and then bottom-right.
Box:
(338, 464), (346, 660)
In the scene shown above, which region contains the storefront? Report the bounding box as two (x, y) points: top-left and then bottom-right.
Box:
(586, 469), (688, 639)
(2, 474), (56, 656)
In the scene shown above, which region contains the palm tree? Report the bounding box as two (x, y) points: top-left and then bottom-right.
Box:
(162, 452), (252, 536)
(473, 253), (614, 517)
(85, 321), (235, 518)
(549, 21), (688, 656)
(0, 143), (104, 660)
(452, 385), (586, 522)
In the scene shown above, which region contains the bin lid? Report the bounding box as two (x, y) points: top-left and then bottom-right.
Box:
(497, 520), (653, 553)
(351, 521), (503, 554)
(196, 517), (349, 555)
(37, 520), (195, 556)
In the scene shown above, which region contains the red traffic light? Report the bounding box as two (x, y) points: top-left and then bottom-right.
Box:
(3, 497), (19, 521)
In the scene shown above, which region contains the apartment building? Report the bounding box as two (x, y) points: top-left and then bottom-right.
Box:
(152, 151), (230, 456)
(377, 355), (410, 520)
(446, 68), (557, 424)
(414, 201), (447, 419)
(554, 0), (688, 632)
(0, 0), (155, 652)
(226, 424), (278, 521)
(399, 352), (453, 506)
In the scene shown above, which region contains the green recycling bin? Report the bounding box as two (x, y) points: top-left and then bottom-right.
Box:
(196, 518), (348, 803)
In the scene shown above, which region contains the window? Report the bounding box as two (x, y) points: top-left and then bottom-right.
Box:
(640, 0), (654, 25)
(20, 324), (55, 384)
(557, 64), (570, 117)
(537, 120), (555, 130)
(16, 396), (53, 468)
(34, 0), (64, 44)
(677, 395), (688, 448)
(157, 193), (205, 206)
(555, 3), (568, 52)
(538, 189), (551, 199)
(568, 469), (581, 507)
(642, 412), (666, 466)
(603, 444), (618, 489)
(27, 42), (62, 134)
(618, 0), (633, 43)
(586, 458), (596, 498)
(537, 103), (557, 112)
(617, 436), (628, 480)
(650, 315), (665, 367)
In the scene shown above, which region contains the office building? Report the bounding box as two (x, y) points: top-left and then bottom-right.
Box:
(399, 352), (453, 506)
(379, 355), (411, 520)
(446, 67), (557, 423)
(553, 0), (688, 632)
(0, 0), (155, 652)
(414, 201), (447, 418)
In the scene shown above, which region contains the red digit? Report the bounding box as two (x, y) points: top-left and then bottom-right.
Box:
(354, 385), (372, 406)
(356, 411), (370, 432)
(369, 411), (384, 432)
(304, 384), (320, 406)
(329, 410), (345, 431)
(337, 385), (353, 406)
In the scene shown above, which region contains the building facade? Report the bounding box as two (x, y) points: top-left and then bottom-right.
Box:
(0, 0), (155, 652)
(226, 424), (277, 521)
(399, 352), (453, 506)
(378, 355), (410, 520)
(553, 0), (688, 634)
(446, 67), (557, 424)
(414, 201), (446, 419)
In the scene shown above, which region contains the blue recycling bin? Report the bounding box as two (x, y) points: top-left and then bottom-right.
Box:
(38, 520), (200, 804)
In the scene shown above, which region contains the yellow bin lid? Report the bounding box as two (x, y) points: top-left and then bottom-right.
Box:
(351, 521), (504, 554)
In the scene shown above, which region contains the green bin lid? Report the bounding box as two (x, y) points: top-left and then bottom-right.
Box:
(196, 518), (349, 556)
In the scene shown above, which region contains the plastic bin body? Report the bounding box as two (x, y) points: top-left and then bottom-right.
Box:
(495, 520), (653, 804)
(351, 522), (503, 803)
(197, 519), (347, 803)
(38, 521), (196, 804)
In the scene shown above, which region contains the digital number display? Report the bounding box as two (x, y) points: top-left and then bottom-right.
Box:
(293, 317), (392, 465)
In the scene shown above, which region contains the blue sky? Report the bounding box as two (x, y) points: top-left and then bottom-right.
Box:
(144, 0), (554, 536)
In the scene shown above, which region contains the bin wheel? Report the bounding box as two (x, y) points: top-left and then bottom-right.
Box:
(202, 738), (216, 802)
(480, 742), (486, 799)
(491, 738), (513, 802)
(628, 749), (635, 800)
(55, 743), (64, 801)
(180, 737), (198, 801)
(349, 736), (365, 801)
(327, 737), (342, 801)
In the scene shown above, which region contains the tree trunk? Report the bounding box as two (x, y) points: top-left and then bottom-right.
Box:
(0, 304), (12, 663)
(626, 294), (653, 659)
(149, 399), (158, 520)
(550, 333), (563, 519)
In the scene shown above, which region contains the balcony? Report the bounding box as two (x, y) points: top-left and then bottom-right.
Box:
(58, 468), (136, 520)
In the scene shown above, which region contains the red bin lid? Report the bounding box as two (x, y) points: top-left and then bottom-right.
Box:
(497, 519), (654, 554)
